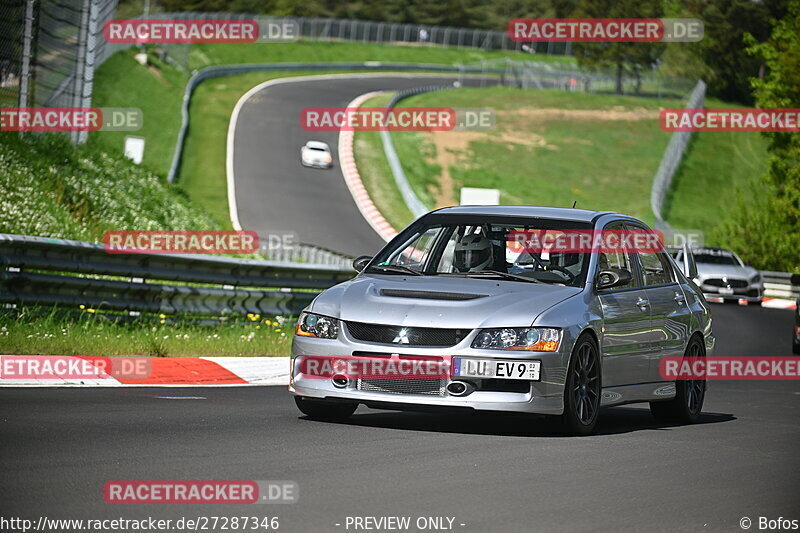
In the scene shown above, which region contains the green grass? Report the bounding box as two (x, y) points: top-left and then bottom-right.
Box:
(367, 87), (684, 228)
(662, 98), (769, 239)
(0, 308), (292, 356)
(91, 49), (189, 175)
(0, 132), (219, 241)
(89, 41), (560, 228)
(187, 40), (572, 70)
(352, 93), (417, 231)
(356, 89), (770, 241)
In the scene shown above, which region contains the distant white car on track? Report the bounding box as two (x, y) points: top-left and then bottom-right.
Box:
(301, 141), (333, 168)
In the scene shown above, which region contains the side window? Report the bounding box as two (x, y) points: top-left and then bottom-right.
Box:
(638, 250), (675, 286)
(387, 227), (441, 270)
(597, 223), (639, 290)
(625, 223), (674, 286)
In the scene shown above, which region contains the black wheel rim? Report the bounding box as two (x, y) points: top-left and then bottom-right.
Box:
(572, 342), (600, 424)
(685, 341), (705, 414)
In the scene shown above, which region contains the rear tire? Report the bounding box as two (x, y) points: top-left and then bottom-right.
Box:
(294, 396), (357, 420)
(560, 334), (601, 435)
(650, 336), (706, 424)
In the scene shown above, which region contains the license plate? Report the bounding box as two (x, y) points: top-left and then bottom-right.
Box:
(719, 287), (734, 295)
(453, 358), (541, 381)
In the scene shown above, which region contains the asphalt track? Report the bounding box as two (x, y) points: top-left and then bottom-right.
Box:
(231, 74), (496, 258)
(2, 303), (798, 532)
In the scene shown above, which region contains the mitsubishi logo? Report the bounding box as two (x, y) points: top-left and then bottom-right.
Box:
(392, 328), (411, 344)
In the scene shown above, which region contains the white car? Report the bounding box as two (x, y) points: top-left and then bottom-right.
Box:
(301, 141), (333, 168)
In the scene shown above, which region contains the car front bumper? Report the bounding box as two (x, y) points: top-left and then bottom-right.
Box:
(289, 333), (568, 415)
(697, 281), (764, 303)
(301, 159), (332, 168)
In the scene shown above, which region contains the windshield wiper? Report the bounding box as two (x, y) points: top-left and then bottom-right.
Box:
(366, 264), (424, 276)
(461, 270), (540, 283)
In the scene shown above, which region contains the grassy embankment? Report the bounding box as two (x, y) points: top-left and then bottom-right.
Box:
(353, 88), (768, 240)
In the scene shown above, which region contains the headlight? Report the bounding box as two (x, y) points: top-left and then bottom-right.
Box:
(749, 273), (762, 284)
(471, 327), (561, 352)
(295, 312), (339, 339)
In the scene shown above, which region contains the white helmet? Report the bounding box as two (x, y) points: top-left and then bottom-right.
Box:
(454, 233), (493, 272)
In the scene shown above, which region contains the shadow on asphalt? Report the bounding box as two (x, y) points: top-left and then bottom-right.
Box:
(300, 406), (736, 438)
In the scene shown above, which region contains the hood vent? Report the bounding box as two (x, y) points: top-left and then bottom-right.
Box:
(379, 289), (487, 301)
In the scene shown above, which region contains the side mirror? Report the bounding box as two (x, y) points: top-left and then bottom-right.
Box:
(681, 242), (698, 279)
(790, 273), (800, 286)
(352, 255), (372, 272)
(596, 268), (633, 290)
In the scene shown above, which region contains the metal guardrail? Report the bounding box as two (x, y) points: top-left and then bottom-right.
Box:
(379, 85), (458, 217)
(651, 80), (706, 230)
(762, 271), (800, 300)
(0, 234), (354, 316)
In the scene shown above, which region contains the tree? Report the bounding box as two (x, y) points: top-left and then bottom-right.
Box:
(716, 0), (800, 272)
(571, 0), (665, 94)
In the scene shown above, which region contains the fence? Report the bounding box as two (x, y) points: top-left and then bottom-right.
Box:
(0, 0), (120, 143)
(1, 8), (575, 146)
(651, 80), (706, 230)
(0, 233), (354, 317)
(489, 59), (695, 97)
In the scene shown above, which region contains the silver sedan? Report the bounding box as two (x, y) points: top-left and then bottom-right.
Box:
(289, 206), (714, 435)
(674, 247), (764, 303)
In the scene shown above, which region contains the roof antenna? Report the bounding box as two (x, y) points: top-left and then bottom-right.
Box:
(572, 200), (577, 208)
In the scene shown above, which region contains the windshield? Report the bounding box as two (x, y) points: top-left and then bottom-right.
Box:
(694, 252), (741, 266)
(368, 215), (593, 286)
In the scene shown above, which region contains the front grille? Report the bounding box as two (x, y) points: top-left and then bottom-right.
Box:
(704, 278), (748, 288)
(345, 322), (469, 347)
(357, 378), (446, 396)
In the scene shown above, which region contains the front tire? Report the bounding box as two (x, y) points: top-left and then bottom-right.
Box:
(560, 334), (601, 435)
(294, 396), (357, 420)
(650, 336), (706, 424)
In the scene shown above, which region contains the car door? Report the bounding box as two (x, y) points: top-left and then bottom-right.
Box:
(627, 224), (693, 382)
(596, 222), (652, 386)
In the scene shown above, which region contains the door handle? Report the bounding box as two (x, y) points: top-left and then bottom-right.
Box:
(636, 298), (649, 309)
(674, 292), (686, 304)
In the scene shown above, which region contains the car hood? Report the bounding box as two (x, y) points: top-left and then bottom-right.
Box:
(696, 263), (757, 280)
(309, 274), (582, 329)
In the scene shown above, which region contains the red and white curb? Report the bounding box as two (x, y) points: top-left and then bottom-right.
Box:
(0, 356), (290, 387)
(705, 296), (796, 310)
(338, 91), (398, 242)
(760, 297), (796, 310)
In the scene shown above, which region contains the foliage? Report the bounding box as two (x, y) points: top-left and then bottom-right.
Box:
(0, 132), (219, 241)
(715, 0), (800, 272)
